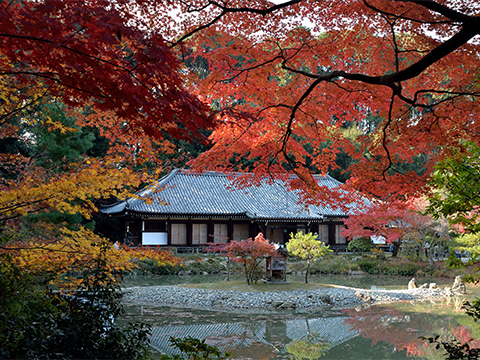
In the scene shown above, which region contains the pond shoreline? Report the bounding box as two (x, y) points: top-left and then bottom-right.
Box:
(121, 284), (455, 313)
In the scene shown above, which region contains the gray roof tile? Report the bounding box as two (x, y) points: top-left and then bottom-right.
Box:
(100, 169), (363, 220)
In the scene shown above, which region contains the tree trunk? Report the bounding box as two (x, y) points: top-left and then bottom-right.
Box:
(305, 259), (310, 284)
(226, 256), (230, 281)
(244, 261), (250, 285)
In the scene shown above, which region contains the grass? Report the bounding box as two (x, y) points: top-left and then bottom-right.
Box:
(179, 280), (331, 292)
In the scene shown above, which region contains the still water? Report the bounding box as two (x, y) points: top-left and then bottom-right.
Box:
(121, 275), (480, 359)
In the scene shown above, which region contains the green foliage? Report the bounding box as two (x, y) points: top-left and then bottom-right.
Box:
(308, 255), (436, 277)
(285, 331), (331, 360)
(357, 259), (379, 274)
(287, 232), (331, 260)
(421, 335), (480, 360)
(427, 141), (480, 233)
(347, 237), (374, 253)
(159, 336), (231, 360)
(464, 299), (480, 323)
(308, 255), (345, 274)
(0, 253), (31, 319)
(182, 258), (226, 275)
(379, 262), (423, 276)
(29, 102), (95, 170)
(287, 232), (332, 283)
(0, 243), (152, 359)
(450, 233), (480, 261)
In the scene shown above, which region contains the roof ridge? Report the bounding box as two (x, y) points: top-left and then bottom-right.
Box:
(176, 169), (342, 183)
(178, 169), (248, 177)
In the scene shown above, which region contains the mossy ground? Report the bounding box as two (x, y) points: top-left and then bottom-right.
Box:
(179, 280), (329, 292)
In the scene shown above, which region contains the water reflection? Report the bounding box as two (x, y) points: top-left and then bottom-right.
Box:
(148, 315), (355, 359)
(123, 297), (480, 360)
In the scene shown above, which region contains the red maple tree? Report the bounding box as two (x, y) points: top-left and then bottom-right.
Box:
(342, 198), (449, 261)
(212, 233), (277, 285)
(0, 0), (212, 141)
(147, 1), (480, 209)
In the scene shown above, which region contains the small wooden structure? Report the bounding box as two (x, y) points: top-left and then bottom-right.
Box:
(265, 247), (288, 283)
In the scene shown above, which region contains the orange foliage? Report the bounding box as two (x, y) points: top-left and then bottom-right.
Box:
(1, 228), (182, 290)
(150, 1), (480, 206)
(0, 0), (211, 284)
(125, 245), (183, 269)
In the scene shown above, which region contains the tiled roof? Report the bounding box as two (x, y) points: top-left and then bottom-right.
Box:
(100, 169), (363, 220)
(149, 317), (358, 357)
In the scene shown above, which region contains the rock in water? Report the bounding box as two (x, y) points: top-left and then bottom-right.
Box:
(408, 278), (418, 290)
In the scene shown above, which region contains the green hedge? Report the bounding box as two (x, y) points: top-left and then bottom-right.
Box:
(303, 255), (435, 277)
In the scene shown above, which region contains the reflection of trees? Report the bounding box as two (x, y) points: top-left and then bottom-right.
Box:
(342, 306), (442, 357)
(286, 319), (331, 360)
(203, 318), (277, 360)
(342, 303), (480, 359)
(226, 338), (277, 360)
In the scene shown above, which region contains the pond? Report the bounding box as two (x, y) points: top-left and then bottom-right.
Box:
(121, 274), (480, 359)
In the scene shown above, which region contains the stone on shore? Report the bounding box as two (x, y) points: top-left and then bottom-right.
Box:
(121, 283), (449, 313)
(408, 278), (417, 290)
(452, 276), (466, 294)
(354, 291), (372, 303)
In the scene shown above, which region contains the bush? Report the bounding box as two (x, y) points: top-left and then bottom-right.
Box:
(183, 258), (226, 275)
(348, 237), (374, 253)
(0, 246), (151, 359)
(377, 260), (431, 276)
(357, 259), (379, 274)
(309, 256), (345, 274)
(136, 258), (180, 275)
(341, 263), (361, 273)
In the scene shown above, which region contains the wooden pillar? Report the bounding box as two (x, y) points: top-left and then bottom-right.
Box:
(207, 222), (214, 243)
(186, 223), (192, 246)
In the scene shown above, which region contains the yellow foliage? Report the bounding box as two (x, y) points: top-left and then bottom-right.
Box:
(0, 156), (146, 222)
(371, 247), (383, 255)
(1, 227), (182, 290)
(3, 227), (132, 289)
(0, 55), (170, 290)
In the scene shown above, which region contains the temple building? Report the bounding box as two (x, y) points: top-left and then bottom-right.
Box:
(100, 169), (365, 249)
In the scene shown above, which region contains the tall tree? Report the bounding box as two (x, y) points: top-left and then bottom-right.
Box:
(0, 2), (214, 356)
(149, 0), (480, 208)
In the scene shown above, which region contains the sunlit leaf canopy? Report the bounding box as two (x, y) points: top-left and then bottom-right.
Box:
(148, 0), (480, 209)
(0, 0), (215, 224)
(2, 0), (480, 230)
(0, 0), (212, 287)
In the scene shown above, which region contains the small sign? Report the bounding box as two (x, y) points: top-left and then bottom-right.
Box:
(271, 259), (286, 270)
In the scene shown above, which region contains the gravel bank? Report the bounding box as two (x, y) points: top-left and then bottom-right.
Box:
(121, 284), (451, 313)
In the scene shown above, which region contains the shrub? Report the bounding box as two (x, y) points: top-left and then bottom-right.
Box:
(0, 245), (151, 359)
(341, 263), (361, 273)
(376, 259), (432, 276)
(348, 237), (374, 253)
(136, 259), (180, 275)
(309, 256), (345, 274)
(357, 259), (379, 274)
(183, 258), (226, 275)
